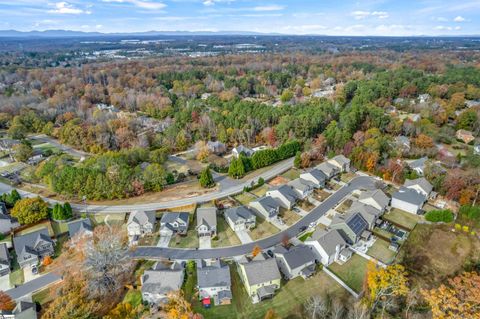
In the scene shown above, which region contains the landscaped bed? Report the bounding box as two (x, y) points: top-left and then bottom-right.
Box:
(249, 218), (279, 241)
(383, 208), (421, 230)
(212, 218), (241, 247)
(367, 239), (397, 264)
(328, 254), (370, 293)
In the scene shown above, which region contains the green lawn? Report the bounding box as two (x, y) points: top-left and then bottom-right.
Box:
(16, 221), (55, 237)
(367, 239), (397, 264)
(54, 233), (69, 257)
(234, 192), (257, 206)
(182, 261), (197, 302)
(32, 287), (54, 305)
(212, 218), (241, 248)
(169, 214), (198, 248)
(249, 218), (279, 241)
(33, 143), (62, 155)
(298, 231), (314, 242)
(9, 268), (24, 286)
(51, 220), (69, 236)
(328, 254), (369, 293)
(383, 208), (421, 230)
(250, 185), (269, 197)
(281, 168), (301, 181)
(123, 289), (143, 307)
(90, 213), (126, 225)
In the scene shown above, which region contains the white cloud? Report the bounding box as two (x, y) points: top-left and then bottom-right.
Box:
(49, 2), (91, 14)
(253, 5), (284, 12)
(434, 25), (452, 31)
(435, 17), (448, 22)
(283, 24), (327, 34)
(454, 15), (466, 22)
(102, 0), (166, 10)
(454, 26), (461, 30)
(372, 11), (389, 19)
(203, 0), (215, 5)
(352, 10), (388, 20)
(352, 11), (370, 20)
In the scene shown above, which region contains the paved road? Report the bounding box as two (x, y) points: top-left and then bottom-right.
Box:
(131, 175), (377, 260)
(30, 134), (89, 159)
(0, 158), (294, 213)
(5, 273), (62, 300)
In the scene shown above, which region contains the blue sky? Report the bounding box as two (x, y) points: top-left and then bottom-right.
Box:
(0, 0), (479, 35)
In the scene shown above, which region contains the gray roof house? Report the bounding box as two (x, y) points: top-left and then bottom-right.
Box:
(232, 145), (254, 158)
(300, 169), (327, 188)
(316, 162), (339, 178)
(391, 187), (426, 215)
(404, 177), (433, 198)
(330, 212), (370, 244)
(238, 255), (281, 303)
(141, 262), (185, 306)
(305, 229), (349, 266)
(407, 157), (428, 176)
(249, 196), (280, 220)
(0, 243), (10, 276)
(127, 210), (156, 238)
(196, 207), (217, 237)
(0, 296), (37, 319)
(225, 206), (256, 231)
(0, 212), (19, 235)
(348, 201), (382, 230)
(67, 218), (93, 239)
(197, 260), (232, 305)
(266, 185), (299, 210)
(288, 178), (315, 199)
(396, 136), (411, 151)
(13, 228), (54, 268)
(160, 212), (189, 235)
(207, 141), (227, 155)
(328, 155), (351, 172)
(274, 245), (316, 280)
(358, 189), (390, 212)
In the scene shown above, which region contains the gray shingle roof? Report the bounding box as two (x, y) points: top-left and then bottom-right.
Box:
(141, 269), (184, 295)
(67, 218), (93, 238)
(288, 178), (314, 192)
(302, 168), (327, 183)
(404, 177), (433, 195)
(276, 245), (315, 270)
(196, 207), (217, 229)
(359, 189), (390, 210)
(241, 258), (281, 286)
(316, 162), (338, 176)
(269, 185), (298, 202)
(0, 243), (9, 266)
(250, 196), (280, 212)
(197, 261), (231, 289)
(13, 228), (53, 258)
(160, 212), (189, 224)
(408, 157), (427, 169)
(330, 155), (350, 165)
(392, 187), (426, 206)
(307, 229), (346, 256)
(225, 206), (254, 223)
(128, 210), (156, 226)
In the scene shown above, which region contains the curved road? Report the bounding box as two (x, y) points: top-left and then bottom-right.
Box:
(0, 158), (294, 213)
(131, 175), (377, 260)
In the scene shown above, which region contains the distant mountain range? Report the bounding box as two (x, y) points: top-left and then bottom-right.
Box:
(0, 29), (277, 38)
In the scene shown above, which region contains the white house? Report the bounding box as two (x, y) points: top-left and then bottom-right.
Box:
(274, 245), (316, 280)
(305, 229), (349, 266)
(160, 212), (190, 235)
(249, 196), (280, 220)
(328, 155), (351, 173)
(127, 210), (156, 238)
(0, 243), (10, 276)
(266, 185), (299, 210)
(404, 177), (433, 198)
(391, 187), (426, 215)
(225, 206), (256, 231)
(196, 207), (217, 237)
(358, 189), (390, 212)
(300, 169), (327, 188)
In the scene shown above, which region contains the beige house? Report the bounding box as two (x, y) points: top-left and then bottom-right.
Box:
(237, 255), (281, 303)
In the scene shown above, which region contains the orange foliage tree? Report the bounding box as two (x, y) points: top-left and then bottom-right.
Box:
(0, 291), (16, 312)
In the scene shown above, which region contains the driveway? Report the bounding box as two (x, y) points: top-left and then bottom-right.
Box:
(6, 273), (62, 300)
(235, 230), (253, 244)
(157, 234), (172, 247)
(0, 274), (11, 291)
(199, 236), (211, 249)
(23, 268), (40, 283)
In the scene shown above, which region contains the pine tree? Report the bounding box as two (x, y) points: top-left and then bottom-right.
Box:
(63, 202), (73, 219)
(199, 167), (214, 188)
(294, 151), (302, 168)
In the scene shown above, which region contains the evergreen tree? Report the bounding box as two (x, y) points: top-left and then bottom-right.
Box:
(294, 151), (302, 168)
(63, 202), (73, 219)
(199, 167), (214, 188)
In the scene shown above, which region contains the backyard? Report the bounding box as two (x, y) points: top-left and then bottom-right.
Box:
(328, 254), (370, 293)
(212, 218), (241, 247)
(281, 168), (301, 181)
(367, 239), (397, 264)
(383, 208), (421, 230)
(250, 185), (269, 197)
(234, 192), (257, 206)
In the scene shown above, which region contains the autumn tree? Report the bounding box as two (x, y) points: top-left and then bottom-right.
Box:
(414, 134), (434, 149)
(12, 143), (33, 162)
(164, 291), (194, 319)
(0, 291), (15, 312)
(11, 197), (49, 225)
(252, 245), (262, 257)
(422, 271), (480, 319)
(264, 308), (280, 319)
(104, 302), (144, 319)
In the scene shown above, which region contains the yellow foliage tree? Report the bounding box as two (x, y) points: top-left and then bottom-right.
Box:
(165, 291), (193, 319)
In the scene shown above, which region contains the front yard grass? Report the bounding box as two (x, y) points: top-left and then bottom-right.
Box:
(336, 199), (353, 214)
(383, 208), (421, 230)
(367, 239), (397, 264)
(340, 172), (356, 183)
(212, 218), (241, 247)
(32, 287), (54, 305)
(281, 168), (301, 181)
(279, 208), (301, 226)
(249, 218), (279, 241)
(250, 185), (269, 197)
(123, 289), (143, 307)
(9, 268), (24, 286)
(298, 200), (314, 212)
(313, 189), (331, 202)
(169, 213), (198, 248)
(234, 192), (257, 206)
(328, 254), (370, 293)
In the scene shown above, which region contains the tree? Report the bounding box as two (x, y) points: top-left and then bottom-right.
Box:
(42, 255), (53, 266)
(11, 197), (49, 225)
(304, 296), (329, 319)
(199, 167), (214, 188)
(63, 202), (73, 219)
(252, 245), (262, 257)
(0, 291), (15, 311)
(264, 308), (280, 319)
(164, 291), (194, 319)
(104, 302), (144, 319)
(12, 143), (33, 162)
(52, 203), (65, 220)
(364, 263), (409, 315)
(8, 123), (27, 140)
(294, 151), (302, 168)
(414, 134), (434, 149)
(280, 89), (294, 103)
(422, 271), (480, 319)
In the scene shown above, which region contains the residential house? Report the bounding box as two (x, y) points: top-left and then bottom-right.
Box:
(237, 255), (281, 303)
(0, 139), (20, 152)
(160, 212), (189, 236)
(249, 196), (280, 221)
(197, 260), (232, 305)
(207, 141), (226, 155)
(266, 185), (299, 209)
(358, 189), (390, 212)
(391, 187), (426, 215)
(141, 261), (185, 306)
(224, 207), (256, 231)
(13, 228), (54, 268)
(127, 210), (156, 238)
(305, 229), (349, 266)
(274, 245), (316, 280)
(404, 177), (433, 198)
(0, 243), (10, 276)
(347, 201), (382, 230)
(196, 207), (217, 237)
(316, 162), (339, 179)
(456, 129), (475, 144)
(67, 218), (93, 239)
(474, 144), (480, 155)
(232, 145), (254, 158)
(0, 296), (37, 319)
(330, 212), (370, 244)
(418, 94), (431, 104)
(395, 136), (411, 151)
(287, 178), (315, 199)
(300, 169), (327, 188)
(0, 211), (19, 234)
(328, 155), (351, 173)
(407, 157), (428, 176)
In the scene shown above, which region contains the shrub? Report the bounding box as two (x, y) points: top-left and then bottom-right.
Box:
(425, 209), (454, 223)
(459, 205), (480, 221)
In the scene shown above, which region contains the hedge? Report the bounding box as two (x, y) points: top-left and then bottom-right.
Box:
(425, 209), (454, 223)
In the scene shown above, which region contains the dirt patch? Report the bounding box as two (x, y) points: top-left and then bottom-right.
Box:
(268, 176), (289, 186)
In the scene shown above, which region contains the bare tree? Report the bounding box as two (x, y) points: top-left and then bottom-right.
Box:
(304, 296), (329, 319)
(331, 299), (345, 319)
(348, 301), (370, 319)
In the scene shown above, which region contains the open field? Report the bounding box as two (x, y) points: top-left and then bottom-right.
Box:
(383, 208), (421, 230)
(212, 218), (241, 247)
(191, 264), (345, 319)
(367, 239), (397, 264)
(328, 254), (369, 293)
(250, 218), (279, 241)
(398, 223), (480, 286)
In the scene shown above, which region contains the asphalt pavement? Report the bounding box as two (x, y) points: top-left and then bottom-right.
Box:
(5, 273), (62, 300)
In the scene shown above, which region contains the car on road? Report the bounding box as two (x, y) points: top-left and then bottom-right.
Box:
(299, 226), (307, 232)
(309, 222), (316, 228)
